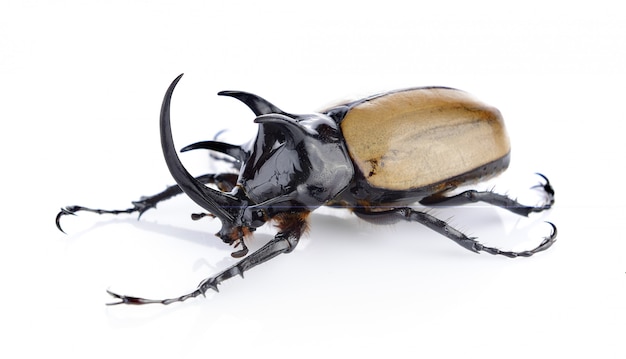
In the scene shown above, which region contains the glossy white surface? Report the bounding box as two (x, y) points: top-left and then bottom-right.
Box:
(2, 1), (624, 358)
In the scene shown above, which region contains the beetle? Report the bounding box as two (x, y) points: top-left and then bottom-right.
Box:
(56, 74), (556, 305)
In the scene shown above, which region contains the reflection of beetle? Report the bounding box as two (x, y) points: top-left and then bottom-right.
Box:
(56, 74), (556, 305)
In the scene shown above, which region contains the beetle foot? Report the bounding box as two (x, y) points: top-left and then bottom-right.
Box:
(525, 173), (555, 214)
(55, 206), (79, 234)
(533, 173), (555, 197)
(105, 276), (222, 306)
(55, 199), (158, 234)
(56, 178), (222, 233)
(106, 286), (213, 305)
(55, 205), (134, 233)
(106, 289), (165, 305)
(532, 173), (555, 205)
(476, 221), (557, 258)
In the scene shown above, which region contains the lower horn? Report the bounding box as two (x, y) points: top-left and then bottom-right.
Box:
(159, 74), (242, 222)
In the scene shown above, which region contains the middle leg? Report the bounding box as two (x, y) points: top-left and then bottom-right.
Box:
(420, 173), (555, 217)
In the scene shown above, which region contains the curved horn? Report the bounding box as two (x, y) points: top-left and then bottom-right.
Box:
(160, 74), (240, 222)
(181, 140), (248, 162)
(254, 113), (311, 137)
(218, 90), (284, 116)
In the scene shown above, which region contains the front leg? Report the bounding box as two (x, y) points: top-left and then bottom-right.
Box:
(56, 173), (238, 233)
(107, 222), (305, 305)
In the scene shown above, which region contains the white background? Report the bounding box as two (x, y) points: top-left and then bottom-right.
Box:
(2, 0), (625, 358)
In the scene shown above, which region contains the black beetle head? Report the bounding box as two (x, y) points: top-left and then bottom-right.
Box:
(160, 75), (353, 247)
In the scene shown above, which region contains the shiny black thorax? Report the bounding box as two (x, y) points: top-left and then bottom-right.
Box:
(236, 113), (354, 218)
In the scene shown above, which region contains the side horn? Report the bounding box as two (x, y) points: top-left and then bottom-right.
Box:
(180, 140), (248, 162)
(160, 74), (242, 222)
(218, 90), (285, 116)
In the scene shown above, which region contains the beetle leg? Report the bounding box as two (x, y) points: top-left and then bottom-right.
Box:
(55, 173), (238, 233)
(106, 226), (303, 305)
(353, 208), (557, 258)
(419, 173), (555, 217)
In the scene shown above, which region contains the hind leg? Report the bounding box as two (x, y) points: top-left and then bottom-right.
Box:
(353, 207), (556, 258)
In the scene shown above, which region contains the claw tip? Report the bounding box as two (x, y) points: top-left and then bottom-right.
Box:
(55, 210), (68, 234)
(545, 221), (557, 238)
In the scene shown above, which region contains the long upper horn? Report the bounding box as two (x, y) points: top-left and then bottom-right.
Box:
(218, 90), (284, 116)
(160, 74), (240, 222)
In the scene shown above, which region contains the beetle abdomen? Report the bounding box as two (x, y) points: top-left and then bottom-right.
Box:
(340, 88), (510, 191)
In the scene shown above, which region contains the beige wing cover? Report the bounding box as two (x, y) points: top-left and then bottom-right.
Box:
(340, 88), (510, 190)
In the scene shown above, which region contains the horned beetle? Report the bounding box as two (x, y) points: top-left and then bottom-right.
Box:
(57, 74), (556, 305)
